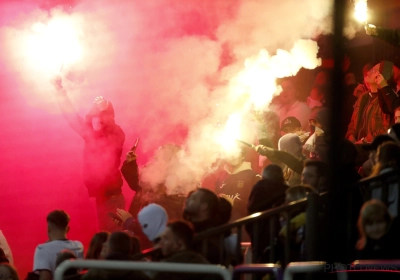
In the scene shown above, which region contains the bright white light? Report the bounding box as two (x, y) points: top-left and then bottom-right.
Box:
(354, 0), (368, 23)
(24, 16), (83, 74)
(215, 112), (243, 154)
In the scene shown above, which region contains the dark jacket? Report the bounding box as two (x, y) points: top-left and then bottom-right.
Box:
(373, 27), (400, 47)
(246, 179), (288, 263)
(153, 250), (211, 280)
(378, 86), (400, 115)
(346, 92), (391, 142)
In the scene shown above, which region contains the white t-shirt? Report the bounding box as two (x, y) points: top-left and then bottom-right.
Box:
(33, 239), (84, 274)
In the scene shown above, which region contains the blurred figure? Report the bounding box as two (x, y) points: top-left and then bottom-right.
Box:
(374, 62), (400, 116)
(303, 107), (329, 160)
(246, 164), (288, 263)
(355, 199), (399, 260)
(365, 24), (400, 47)
(301, 161), (327, 192)
(395, 107), (400, 124)
(307, 86), (326, 109)
(55, 250), (80, 280)
(85, 231), (110, 260)
(83, 232), (149, 280)
(52, 77), (125, 232)
(278, 133), (305, 186)
(154, 221), (209, 280)
(273, 78), (311, 132)
(215, 147), (261, 221)
(0, 230), (13, 265)
(121, 144), (188, 221)
(33, 210), (84, 280)
(369, 142), (400, 218)
(0, 263), (19, 280)
(359, 135), (395, 177)
(346, 63), (391, 144)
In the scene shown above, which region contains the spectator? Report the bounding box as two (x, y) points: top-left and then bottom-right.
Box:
(346, 63), (391, 144)
(246, 164), (289, 263)
(214, 147), (261, 221)
(55, 250), (80, 280)
(301, 161), (327, 192)
(121, 144), (187, 221)
(280, 116), (310, 144)
(395, 107), (400, 124)
(374, 62), (400, 115)
(369, 142), (400, 218)
(307, 86), (326, 109)
(0, 230), (13, 265)
(303, 107), (329, 160)
(355, 199), (399, 260)
(0, 263), (19, 280)
(359, 135), (395, 177)
(83, 232), (149, 280)
(115, 204), (168, 250)
(154, 221), (209, 280)
(85, 231), (110, 260)
(273, 77), (311, 132)
(33, 210), (84, 280)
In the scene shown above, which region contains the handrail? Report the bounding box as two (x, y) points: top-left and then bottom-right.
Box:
(194, 197), (309, 240)
(54, 260), (232, 280)
(283, 261), (326, 280)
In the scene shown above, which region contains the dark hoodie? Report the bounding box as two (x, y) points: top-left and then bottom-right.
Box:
(246, 179), (288, 263)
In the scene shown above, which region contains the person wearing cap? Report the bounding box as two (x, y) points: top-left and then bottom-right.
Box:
(281, 116), (310, 144)
(346, 63), (391, 144)
(359, 134), (395, 177)
(52, 76), (125, 232)
(272, 77), (311, 132)
(373, 62), (400, 117)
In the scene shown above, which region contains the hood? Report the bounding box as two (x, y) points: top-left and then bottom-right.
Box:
(278, 133), (302, 157)
(138, 203), (168, 242)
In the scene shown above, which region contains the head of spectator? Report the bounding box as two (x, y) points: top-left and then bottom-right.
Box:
(309, 107), (329, 134)
(313, 70), (331, 88)
(122, 230), (141, 256)
(370, 142), (400, 177)
(0, 248), (8, 263)
(89, 97), (116, 132)
(278, 78), (299, 107)
(137, 203), (168, 244)
(104, 231), (133, 257)
(356, 199), (392, 250)
(388, 123), (400, 144)
(395, 107), (400, 124)
(183, 188), (219, 225)
(281, 117), (302, 134)
(158, 221), (194, 258)
(46, 210), (70, 241)
(278, 133), (303, 158)
(216, 196), (232, 226)
(86, 231), (110, 260)
(307, 86), (326, 109)
(362, 63), (379, 92)
(372, 61), (400, 88)
(55, 249), (78, 276)
(285, 184), (316, 203)
(301, 160), (327, 190)
(0, 263), (19, 280)
(362, 135), (395, 166)
(262, 164), (285, 184)
(224, 146), (247, 173)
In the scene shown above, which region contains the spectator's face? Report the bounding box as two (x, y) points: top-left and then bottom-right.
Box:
(301, 166), (318, 188)
(280, 81), (297, 104)
(92, 112), (114, 131)
(395, 109), (400, 124)
(159, 227), (179, 257)
(283, 126), (300, 134)
(364, 67), (378, 86)
(364, 217), (387, 240)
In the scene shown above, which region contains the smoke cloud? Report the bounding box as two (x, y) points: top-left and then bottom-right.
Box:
(0, 0), (346, 275)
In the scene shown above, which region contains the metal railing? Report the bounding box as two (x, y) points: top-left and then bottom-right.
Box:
(54, 260), (232, 280)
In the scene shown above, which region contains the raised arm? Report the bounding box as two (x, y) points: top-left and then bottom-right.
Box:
(52, 76), (87, 138)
